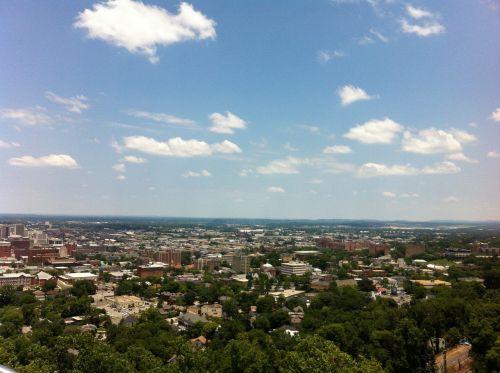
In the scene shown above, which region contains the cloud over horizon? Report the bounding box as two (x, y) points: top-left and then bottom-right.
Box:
(74, 0), (216, 63)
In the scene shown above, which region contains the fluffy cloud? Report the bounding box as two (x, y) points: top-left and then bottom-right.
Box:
(402, 128), (477, 154)
(406, 5), (433, 19)
(382, 191), (396, 198)
(401, 19), (444, 37)
(116, 175), (126, 181)
(344, 117), (403, 144)
(129, 110), (195, 126)
(0, 107), (52, 126)
(0, 140), (20, 149)
(421, 161), (461, 175)
(238, 169), (254, 177)
(491, 108), (500, 122)
(74, 0), (216, 63)
(256, 156), (353, 176)
(8, 154), (78, 168)
(182, 169), (211, 178)
(487, 150), (500, 158)
(112, 163), (126, 172)
(256, 157), (302, 175)
(123, 155), (147, 163)
(401, 4), (444, 37)
(445, 152), (477, 163)
(318, 49), (345, 63)
(122, 136), (241, 157)
(359, 161), (460, 177)
(358, 163), (418, 177)
(323, 145), (352, 154)
(44, 91), (89, 113)
(209, 111), (247, 134)
(337, 85), (377, 106)
(267, 186), (285, 193)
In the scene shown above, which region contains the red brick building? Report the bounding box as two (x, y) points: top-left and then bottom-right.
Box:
(137, 265), (165, 278)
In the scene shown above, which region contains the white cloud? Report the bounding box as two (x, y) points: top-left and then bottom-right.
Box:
(318, 49), (345, 63)
(284, 143), (298, 152)
(309, 179), (323, 184)
(8, 154), (78, 169)
(74, 0), (216, 63)
(383, 191), (419, 198)
(344, 117), (403, 144)
(123, 155), (147, 163)
(400, 193), (419, 198)
(116, 175), (126, 181)
(267, 186), (285, 193)
(401, 19), (445, 37)
(421, 161), (461, 175)
(256, 157), (302, 175)
(0, 107), (52, 126)
(300, 125), (320, 134)
(357, 35), (374, 45)
(323, 145), (352, 154)
(182, 169), (211, 178)
(445, 152), (477, 163)
(358, 163), (418, 177)
(491, 108), (500, 122)
(359, 161), (461, 177)
(129, 110), (195, 126)
(382, 191), (397, 198)
(487, 150), (500, 158)
(112, 163), (126, 172)
(44, 91), (89, 113)
(122, 136), (241, 157)
(209, 111), (247, 134)
(442, 196), (458, 203)
(369, 28), (388, 42)
(337, 85), (377, 106)
(468, 122), (478, 128)
(0, 140), (20, 149)
(239, 169), (254, 177)
(406, 5), (433, 19)
(402, 128), (477, 154)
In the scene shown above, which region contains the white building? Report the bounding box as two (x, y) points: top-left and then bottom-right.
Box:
(280, 261), (312, 276)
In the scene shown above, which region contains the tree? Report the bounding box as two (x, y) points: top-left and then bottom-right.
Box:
(285, 335), (383, 373)
(256, 295), (274, 314)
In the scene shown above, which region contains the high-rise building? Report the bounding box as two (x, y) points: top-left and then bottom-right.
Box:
(154, 249), (182, 267)
(0, 225), (10, 239)
(232, 255), (251, 274)
(9, 224), (26, 237)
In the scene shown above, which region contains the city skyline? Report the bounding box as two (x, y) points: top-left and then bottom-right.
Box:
(1, 0), (499, 220)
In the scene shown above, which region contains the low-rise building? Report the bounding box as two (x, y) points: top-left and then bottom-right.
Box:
(0, 273), (34, 287)
(200, 303), (223, 318)
(108, 295), (145, 311)
(280, 261), (312, 276)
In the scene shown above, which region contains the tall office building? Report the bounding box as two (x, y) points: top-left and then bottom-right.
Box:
(154, 249), (182, 267)
(232, 255), (251, 274)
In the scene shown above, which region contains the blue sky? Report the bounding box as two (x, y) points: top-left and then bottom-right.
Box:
(0, 0), (499, 220)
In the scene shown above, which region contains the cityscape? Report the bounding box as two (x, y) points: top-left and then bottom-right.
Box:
(0, 216), (498, 371)
(1, 0), (499, 372)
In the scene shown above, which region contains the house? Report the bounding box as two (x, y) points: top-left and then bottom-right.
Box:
(178, 312), (208, 327)
(108, 295), (145, 311)
(200, 303), (223, 318)
(190, 336), (207, 349)
(289, 306), (304, 324)
(36, 271), (54, 285)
